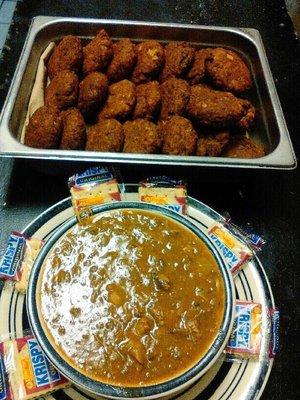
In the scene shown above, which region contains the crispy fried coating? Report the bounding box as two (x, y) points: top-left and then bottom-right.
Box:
(133, 81), (161, 120)
(59, 108), (86, 150)
(187, 48), (211, 85)
(223, 135), (265, 158)
(78, 72), (108, 119)
(25, 106), (62, 149)
(161, 42), (195, 82)
(160, 78), (190, 120)
(47, 35), (83, 79)
(98, 79), (136, 121)
(86, 119), (124, 152)
(82, 29), (113, 75)
(132, 40), (165, 84)
(238, 99), (255, 130)
(107, 39), (137, 83)
(186, 84), (244, 128)
(123, 119), (161, 153)
(206, 48), (252, 93)
(45, 70), (79, 111)
(196, 131), (230, 156)
(160, 116), (197, 155)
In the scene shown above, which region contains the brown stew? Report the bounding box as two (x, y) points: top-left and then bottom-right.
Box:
(38, 209), (225, 386)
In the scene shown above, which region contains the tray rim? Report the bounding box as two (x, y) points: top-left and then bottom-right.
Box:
(0, 16), (296, 170)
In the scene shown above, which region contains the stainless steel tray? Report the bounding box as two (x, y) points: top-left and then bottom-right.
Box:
(0, 16), (296, 169)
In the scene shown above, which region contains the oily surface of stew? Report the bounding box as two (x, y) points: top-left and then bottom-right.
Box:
(39, 209), (225, 386)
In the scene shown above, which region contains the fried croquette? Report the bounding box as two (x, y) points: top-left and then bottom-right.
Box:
(47, 35), (83, 79)
(86, 119), (124, 152)
(161, 42), (195, 82)
(223, 135), (265, 158)
(160, 116), (197, 155)
(82, 29), (113, 75)
(160, 78), (190, 120)
(132, 40), (165, 84)
(238, 99), (255, 130)
(206, 48), (252, 93)
(78, 72), (108, 119)
(59, 108), (86, 150)
(133, 81), (161, 120)
(107, 38), (137, 83)
(187, 48), (211, 85)
(98, 79), (136, 121)
(25, 106), (62, 149)
(186, 84), (245, 128)
(123, 119), (161, 153)
(196, 131), (230, 156)
(45, 70), (79, 111)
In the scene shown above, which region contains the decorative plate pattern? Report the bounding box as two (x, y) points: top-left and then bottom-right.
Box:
(0, 185), (274, 400)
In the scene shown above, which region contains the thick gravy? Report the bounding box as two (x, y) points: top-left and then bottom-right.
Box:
(38, 209), (225, 386)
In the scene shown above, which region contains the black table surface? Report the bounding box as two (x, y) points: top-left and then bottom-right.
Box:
(0, 1), (299, 399)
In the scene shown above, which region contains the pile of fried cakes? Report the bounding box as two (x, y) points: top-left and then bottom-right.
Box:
(25, 30), (265, 158)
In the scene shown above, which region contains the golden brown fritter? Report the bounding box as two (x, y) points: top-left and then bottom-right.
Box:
(160, 78), (190, 120)
(223, 135), (265, 158)
(132, 40), (165, 84)
(82, 29), (113, 75)
(59, 108), (86, 150)
(25, 106), (62, 149)
(107, 39), (137, 83)
(238, 99), (255, 130)
(47, 35), (83, 79)
(133, 81), (161, 120)
(78, 72), (108, 119)
(161, 42), (195, 82)
(196, 131), (231, 156)
(45, 70), (79, 111)
(123, 119), (161, 153)
(86, 119), (124, 152)
(187, 48), (211, 85)
(206, 48), (252, 93)
(186, 84), (244, 128)
(160, 116), (197, 155)
(98, 79), (136, 121)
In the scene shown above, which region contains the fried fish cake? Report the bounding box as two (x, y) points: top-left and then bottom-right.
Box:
(160, 116), (197, 155)
(78, 72), (108, 119)
(187, 48), (212, 85)
(107, 38), (137, 82)
(132, 40), (165, 84)
(206, 48), (252, 93)
(59, 108), (86, 150)
(47, 35), (83, 79)
(45, 70), (79, 111)
(25, 106), (62, 149)
(161, 42), (195, 82)
(160, 78), (190, 120)
(238, 99), (255, 130)
(82, 29), (113, 75)
(123, 119), (161, 153)
(86, 119), (124, 152)
(223, 135), (265, 158)
(196, 131), (231, 156)
(98, 79), (136, 121)
(186, 84), (244, 128)
(133, 81), (161, 120)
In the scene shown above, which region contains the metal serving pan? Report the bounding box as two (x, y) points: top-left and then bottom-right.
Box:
(0, 16), (296, 169)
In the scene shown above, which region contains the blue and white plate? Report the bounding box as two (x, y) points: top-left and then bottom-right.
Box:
(0, 185), (275, 400)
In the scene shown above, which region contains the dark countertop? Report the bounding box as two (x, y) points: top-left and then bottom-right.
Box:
(0, 1), (299, 399)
